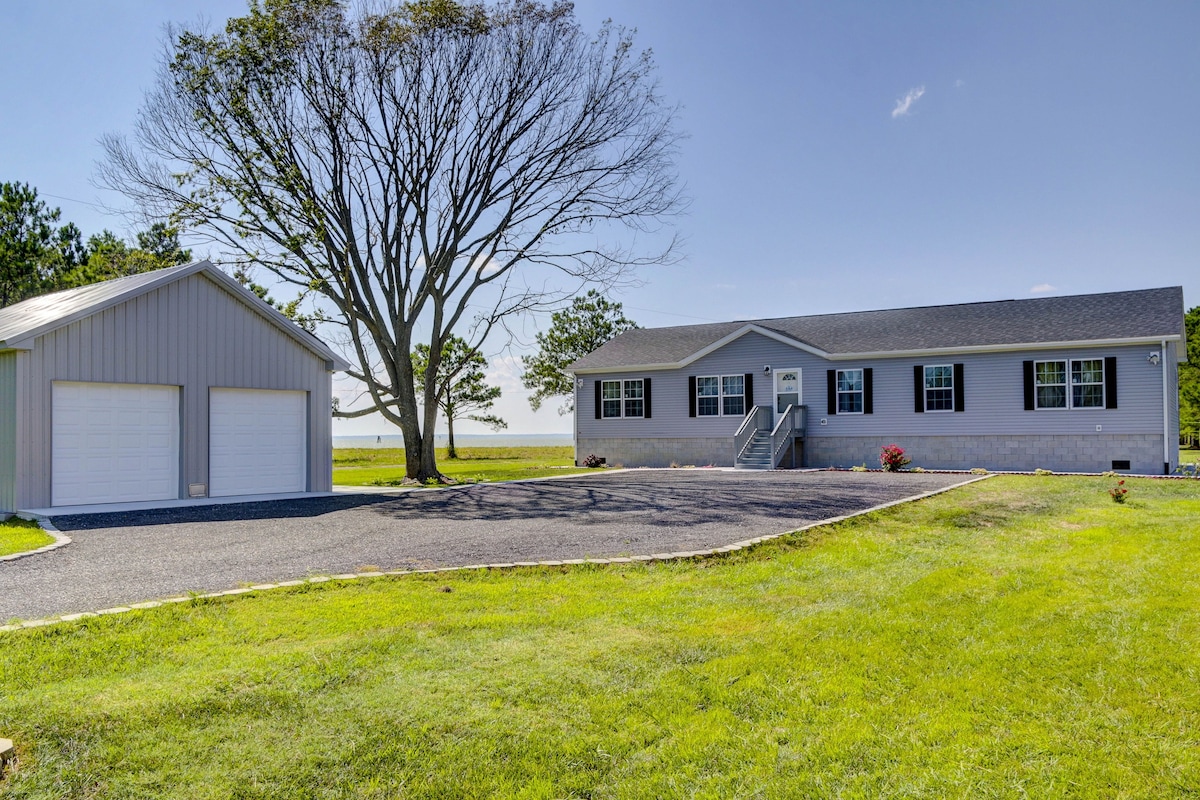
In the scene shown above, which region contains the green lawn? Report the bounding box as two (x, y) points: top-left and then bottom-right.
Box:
(2, 475), (1199, 797)
(334, 446), (594, 485)
(1181, 448), (1200, 464)
(0, 518), (54, 557)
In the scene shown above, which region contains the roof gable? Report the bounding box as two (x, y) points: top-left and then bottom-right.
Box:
(569, 286), (1186, 372)
(0, 261), (350, 370)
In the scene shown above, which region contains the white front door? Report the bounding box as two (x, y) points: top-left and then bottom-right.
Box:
(775, 368), (801, 414)
(52, 381), (180, 506)
(209, 388), (307, 497)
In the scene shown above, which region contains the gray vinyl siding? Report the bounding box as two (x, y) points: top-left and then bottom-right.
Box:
(1167, 340), (1180, 468)
(12, 272), (334, 509)
(576, 331), (1168, 442)
(0, 351), (17, 512)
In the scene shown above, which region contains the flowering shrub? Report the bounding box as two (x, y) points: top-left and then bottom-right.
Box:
(581, 453), (604, 468)
(1176, 463), (1200, 479)
(879, 444), (911, 472)
(1109, 479), (1129, 503)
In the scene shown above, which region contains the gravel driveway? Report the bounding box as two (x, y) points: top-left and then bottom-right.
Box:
(2, 470), (972, 621)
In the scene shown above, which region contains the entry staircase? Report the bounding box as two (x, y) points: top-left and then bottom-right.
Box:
(734, 405), (807, 470)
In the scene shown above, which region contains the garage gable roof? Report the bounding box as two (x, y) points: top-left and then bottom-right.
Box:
(0, 261), (351, 370)
(569, 286), (1186, 371)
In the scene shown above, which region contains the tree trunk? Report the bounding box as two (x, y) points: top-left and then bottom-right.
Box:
(417, 377), (442, 482)
(446, 416), (458, 459)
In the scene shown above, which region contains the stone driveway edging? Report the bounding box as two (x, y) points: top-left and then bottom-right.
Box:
(0, 514), (70, 564)
(0, 474), (992, 633)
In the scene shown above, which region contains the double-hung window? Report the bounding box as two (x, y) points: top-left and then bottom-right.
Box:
(924, 365), (954, 411)
(1033, 359), (1107, 409)
(601, 380), (623, 418)
(722, 375), (745, 416)
(696, 377), (720, 416)
(695, 375), (746, 416)
(1034, 361), (1068, 409)
(623, 379), (645, 418)
(1071, 359), (1105, 408)
(600, 378), (645, 418)
(836, 369), (864, 414)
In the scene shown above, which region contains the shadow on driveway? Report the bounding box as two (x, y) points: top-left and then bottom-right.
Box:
(7, 470), (974, 622)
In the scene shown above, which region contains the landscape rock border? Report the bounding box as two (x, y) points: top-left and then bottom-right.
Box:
(0, 515), (70, 564)
(0, 474), (991, 633)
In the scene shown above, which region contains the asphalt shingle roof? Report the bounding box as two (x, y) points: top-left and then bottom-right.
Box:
(569, 287), (1185, 370)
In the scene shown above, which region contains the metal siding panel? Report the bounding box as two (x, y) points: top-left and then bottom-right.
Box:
(0, 352), (16, 511)
(12, 272), (336, 506)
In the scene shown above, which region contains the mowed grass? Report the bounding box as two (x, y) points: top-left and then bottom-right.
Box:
(334, 446), (593, 485)
(1181, 448), (1200, 464)
(3, 476), (1200, 798)
(0, 518), (54, 557)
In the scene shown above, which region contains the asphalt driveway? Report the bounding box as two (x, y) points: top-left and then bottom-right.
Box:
(2, 470), (972, 622)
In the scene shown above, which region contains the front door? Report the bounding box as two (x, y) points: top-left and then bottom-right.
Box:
(775, 368), (801, 413)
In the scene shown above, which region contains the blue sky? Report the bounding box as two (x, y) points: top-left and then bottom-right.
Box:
(2, 1), (1196, 434)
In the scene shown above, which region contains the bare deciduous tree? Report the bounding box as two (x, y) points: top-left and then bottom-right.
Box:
(100, 0), (682, 480)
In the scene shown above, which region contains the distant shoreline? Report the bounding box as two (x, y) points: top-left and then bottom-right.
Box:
(334, 433), (573, 448)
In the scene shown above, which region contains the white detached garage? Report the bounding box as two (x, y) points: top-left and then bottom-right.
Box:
(0, 261), (349, 512)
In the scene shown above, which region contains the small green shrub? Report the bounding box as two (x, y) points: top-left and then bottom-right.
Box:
(1034, 468), (1054, 476)
(970, 467), (989, 475)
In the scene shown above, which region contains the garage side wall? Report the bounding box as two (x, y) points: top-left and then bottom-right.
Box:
(0, 351), (18, 512)
(16, 273), (334, 508)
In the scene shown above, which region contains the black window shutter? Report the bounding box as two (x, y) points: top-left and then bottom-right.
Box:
(594, 380), (602, 419)
(953, 363), (965, 412)
(863, 368), (874, 414)
(827, 370), (837, 415)
(688, 376), (697, 417)
(913, 365), (925, 413)
(1104, 356), (1118, 409)
(643, 378), (652, 418)
(744, 373), (754, 408)
(1023, 361), (1035, 411)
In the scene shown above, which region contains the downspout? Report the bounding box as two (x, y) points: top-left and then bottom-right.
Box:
(1162, 338), (1170, 474)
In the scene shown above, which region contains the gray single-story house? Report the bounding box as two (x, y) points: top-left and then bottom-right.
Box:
(569, 287), (1186, 474)
(0, 260), (350, 512)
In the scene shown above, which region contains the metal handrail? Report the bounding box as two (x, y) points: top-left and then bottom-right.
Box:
(734, 406), (772, 460)
(771, 405), (795, 468)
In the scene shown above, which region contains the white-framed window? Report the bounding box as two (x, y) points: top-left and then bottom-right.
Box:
(601, 380), (623, 418)
(924, 365), (954, 412)
(1035, 359), (1105, 410)
(696, 376), (720, 416)
(722, 375), (745, 416)
(696, 375), (745, 416)
(623, 379), (644, 418)
(1071, 359), (1104, 408)
(837, 369), (864, 414)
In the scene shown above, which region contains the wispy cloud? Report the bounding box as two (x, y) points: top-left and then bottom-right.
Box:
(1030, 283), (1057, 294)
(891, 86), (925, 118)
(954, 79), (966, 89)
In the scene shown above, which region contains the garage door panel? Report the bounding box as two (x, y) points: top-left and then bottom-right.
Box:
(209, 389), (307, 497)
(52, 382), (180, 506)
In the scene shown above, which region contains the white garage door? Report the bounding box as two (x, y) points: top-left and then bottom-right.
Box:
(52, 381), (180, 507)
(209, 388), (307, 497)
